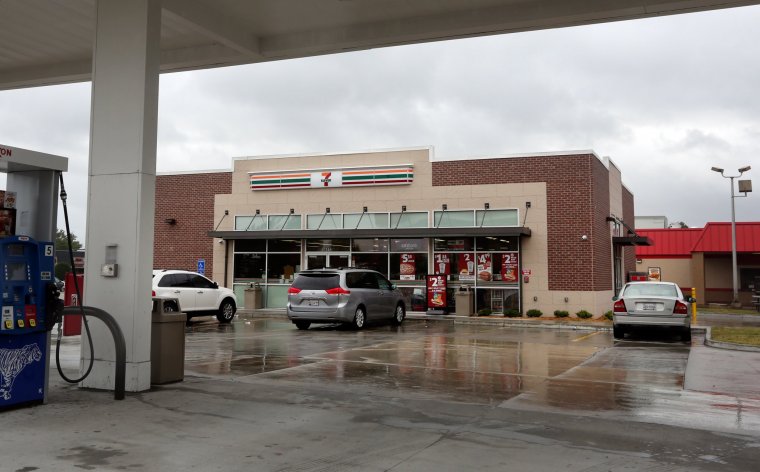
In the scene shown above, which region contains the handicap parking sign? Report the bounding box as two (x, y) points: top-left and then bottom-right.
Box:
(197, 259), (205, 275)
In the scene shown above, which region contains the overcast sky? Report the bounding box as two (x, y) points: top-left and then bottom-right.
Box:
(2, 5), (759, 245)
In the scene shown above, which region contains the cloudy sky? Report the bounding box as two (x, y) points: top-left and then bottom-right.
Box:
(2, 5), (759, 245)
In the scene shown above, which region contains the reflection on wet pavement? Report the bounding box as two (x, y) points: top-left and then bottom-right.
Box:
(182, 317), (760, 435)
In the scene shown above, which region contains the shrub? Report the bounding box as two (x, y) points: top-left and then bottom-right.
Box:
(526, 309), (543, 318)
(504, 309), (521, 318)
(554, 310), (569, 318)
(604, 310), (613, 320)
(576, 310), (593, 319)
(478, 308), (493, 316)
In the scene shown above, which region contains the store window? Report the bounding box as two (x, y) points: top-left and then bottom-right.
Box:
(235, 239), (266, 252)
(306, 213), (342, 230)
(233, 253), (265, 282)
(389, 211), (428, 228)
(475, 209), (519, 227)
(235, 214), (267, 231)
(433, 238), (475, 282)
(266, 253), (300, 284)
(268, 214), (301, 230)
(269, 239), (301, 252)
(388, 238), (429, 281)
(352, 238), (389, 252)
(433, 210), (474, 228)
(343, 213), (390, 229)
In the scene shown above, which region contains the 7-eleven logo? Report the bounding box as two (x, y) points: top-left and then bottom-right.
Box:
(321, 172), (332, 186)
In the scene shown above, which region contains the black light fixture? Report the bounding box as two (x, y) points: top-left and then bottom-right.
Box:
(255, 209), (260, 215)
(164, 218), (177, 225)
(484, 202), (490, 210)
(395, 205), (407, 230)
(363, 206), (368, 212)
(401, 205), (407, 212)
(289, 208), (294, 214)
(326, 207), (330, 213)
(442, 204), (447, 211)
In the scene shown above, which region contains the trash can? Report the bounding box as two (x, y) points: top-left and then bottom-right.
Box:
(151, 297), (186, 384)
(455, 287), (473, 316)
(244, 283), (264, 310)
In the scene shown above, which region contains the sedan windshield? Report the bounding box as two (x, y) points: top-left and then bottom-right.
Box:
(623, 284), (678, 297)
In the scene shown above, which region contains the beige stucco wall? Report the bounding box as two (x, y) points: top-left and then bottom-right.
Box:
(636, 258), (693, 288)
(211, 147), (618, 317)
(705, 256), (733, 289)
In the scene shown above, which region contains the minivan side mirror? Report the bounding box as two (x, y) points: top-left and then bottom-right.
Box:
(213, 282), (219, 289)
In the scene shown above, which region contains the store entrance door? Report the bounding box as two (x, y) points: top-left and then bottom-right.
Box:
(306, 253), (350, 269)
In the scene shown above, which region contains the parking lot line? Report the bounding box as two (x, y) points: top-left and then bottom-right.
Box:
(572, 331), (602, 342)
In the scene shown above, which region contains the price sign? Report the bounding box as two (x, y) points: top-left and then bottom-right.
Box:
(426, 275), (447, 312)
(399, 253), (416, 280)
(501, 253), (519, 282)
(434, 253), (450, 275)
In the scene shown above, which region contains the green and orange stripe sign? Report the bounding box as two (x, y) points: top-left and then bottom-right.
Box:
(250, 165), (414, 190)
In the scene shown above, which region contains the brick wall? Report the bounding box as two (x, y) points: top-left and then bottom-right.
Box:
(621, 186), (636, 276)
(154, 173), (232, 276)
(433, 154), (612, 291)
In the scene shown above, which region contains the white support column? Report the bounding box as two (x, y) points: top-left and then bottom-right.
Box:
(82, 0), (161, 392)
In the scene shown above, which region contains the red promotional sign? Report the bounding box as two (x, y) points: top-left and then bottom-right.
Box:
(426, 275), (447, 311)
(399, 253), (416, 280)
(477, 253), (492, 281)
(458, 253), (475, 280)
(501, 253), (519, 282)
(434, 253), (450, 275)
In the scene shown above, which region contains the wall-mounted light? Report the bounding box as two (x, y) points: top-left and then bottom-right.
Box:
(525, 201), (531, 208)
(289, 208), (294, 214)
(442, 204), (447, 211)
(363, 206), (368, 212)
(402, 205), (407, 212)
(533, 296), (538, 302)
(325, 207), (331, 213)
(581, 235), (588, 241)
(255, 209), (260, 215)
(164, 218), (176, 225)
(484, 202), (490, 210)
(564, 297), (569, 303)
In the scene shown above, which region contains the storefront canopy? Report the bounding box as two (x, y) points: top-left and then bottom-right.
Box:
(209, 226), (531, 240)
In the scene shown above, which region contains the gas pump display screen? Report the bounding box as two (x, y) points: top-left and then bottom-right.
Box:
(7, 244), (25, 256)
(7, 262), (27, 281)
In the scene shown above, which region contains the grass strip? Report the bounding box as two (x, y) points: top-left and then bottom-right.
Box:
(711, 327), (760, 347)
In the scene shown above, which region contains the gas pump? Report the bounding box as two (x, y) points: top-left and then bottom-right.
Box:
(0, 144), (67, 410)
(0, 236), (62, 408)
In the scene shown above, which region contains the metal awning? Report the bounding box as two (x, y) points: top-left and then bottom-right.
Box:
(613, 236), (652, 246)
(209, 226), (531, 240)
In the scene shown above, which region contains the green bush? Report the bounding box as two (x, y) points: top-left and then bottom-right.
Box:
(576, 310), (593, 319)
(478, 308), (493, 316)
(526, 309), (543, 318)
(554, 310), (569, 318)
(604, 310), (613, 320)
(504, 309), (521, 317)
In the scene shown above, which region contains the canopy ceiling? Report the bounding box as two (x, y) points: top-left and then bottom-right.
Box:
(2, 0), (758, 90)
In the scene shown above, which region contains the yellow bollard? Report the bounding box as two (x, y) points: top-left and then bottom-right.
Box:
(691, 287), (697, 324)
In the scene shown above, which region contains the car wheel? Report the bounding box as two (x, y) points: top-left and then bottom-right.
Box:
(216, 298), (236, 323)
(682, 327), (692, 343)
(612, 324), (625, 339)
(294, 321), (311, 330)
(163, 301), (178, 313)
(352, 306), (366, 330)
(391, 304), (405, 326)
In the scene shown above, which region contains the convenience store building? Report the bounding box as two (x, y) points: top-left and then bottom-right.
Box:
(155, 147), (641, 317)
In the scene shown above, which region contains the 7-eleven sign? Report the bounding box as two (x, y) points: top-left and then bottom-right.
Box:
(310, 171), (342, 187)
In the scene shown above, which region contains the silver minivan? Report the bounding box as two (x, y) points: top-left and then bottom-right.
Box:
(286, 268), (406, 330)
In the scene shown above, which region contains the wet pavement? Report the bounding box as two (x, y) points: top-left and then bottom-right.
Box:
(2, 315), (760, 471)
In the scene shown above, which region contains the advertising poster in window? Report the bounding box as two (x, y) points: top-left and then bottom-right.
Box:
(501, 253), (519, 283)
(426, 275), (447, 311)
(477, 253), (492, 281)
(399, 253), (416, 280)
(458, 253), (475, 281)
(647, 267), (662, 281)
(434, 253), (450, 276)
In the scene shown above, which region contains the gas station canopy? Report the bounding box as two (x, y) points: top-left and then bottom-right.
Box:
(2, 0), (758, 90)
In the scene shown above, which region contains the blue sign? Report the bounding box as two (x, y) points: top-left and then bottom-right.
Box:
(197, 259), (205, 275)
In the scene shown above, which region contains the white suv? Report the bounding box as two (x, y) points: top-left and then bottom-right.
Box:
(152, 270), (237, 323)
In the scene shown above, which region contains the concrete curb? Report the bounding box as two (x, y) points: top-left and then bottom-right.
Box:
(703, 326), (760, 352)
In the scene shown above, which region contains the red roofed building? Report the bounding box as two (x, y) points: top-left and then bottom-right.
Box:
(636, 223), (760, 307)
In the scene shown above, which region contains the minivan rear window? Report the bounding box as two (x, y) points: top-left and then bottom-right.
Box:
(292, 273), (340, 290)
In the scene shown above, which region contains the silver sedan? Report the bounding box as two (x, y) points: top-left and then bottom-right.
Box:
(612, 281), (694, 341)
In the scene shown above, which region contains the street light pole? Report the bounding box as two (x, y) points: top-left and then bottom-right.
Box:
(711, 165), (752, 307)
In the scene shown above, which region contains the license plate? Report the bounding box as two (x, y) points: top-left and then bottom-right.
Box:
(308, 299), (319, 306)
(642, 303), (656, 311)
